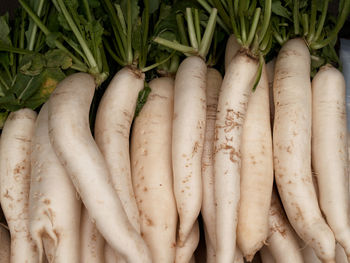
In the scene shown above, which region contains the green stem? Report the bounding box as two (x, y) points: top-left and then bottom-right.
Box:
(198, 8), (217, 58)
(302, 13), (309, 36)
(102, 0), (127, 59)
(234, 0), (239, 17)
(103, 39), (125, 66)
(2, 63), (12, 82)
(273, 31), (284, 46)
(246, 8), (261, 47)
(28, 0), (45, 51)
(141, 51), (176, 72)
(259, 0), (271, 43)
(0, 75), (10, 90)
(240, 13), (247, 43)
(196, 0), (230, 33)
(311, 0), (350, 49)
(56, 0), (98, 70)
(211, 0), (231, 29)
(194, 9), (201, 45)
(176, 14), (189, 46)
(293, 0), (300, 35)
(252, 54), (264, 91)
(19, 0), (87, 70)
(126, 0), (133, 65)
(186, 8), (199, 49)
(307, 0), (317, 43)
(153, 37), (197, 54)
(314, 0), (329, 41)
(115, 4), (127, 34)
(82, 0), (92, 22)
(0, 44), (35, 54)
(140, 0), (150, 69)
(169, 55), (180, 73)
(227, 0), (239, 37)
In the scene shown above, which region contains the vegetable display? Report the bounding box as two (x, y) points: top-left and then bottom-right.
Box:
(0, 0), (349, 262)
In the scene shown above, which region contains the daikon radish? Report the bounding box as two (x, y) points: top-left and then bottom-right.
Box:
(0, 109), (38, 262)
(131, 76), (177, 262)
(225, 35), (241, 70)
(273, 38), (335, 262)
(29, 103), (81, 263)
(237, 65), (273, 261)
(0, 224), (10, 263)
(175, 221), (200, 263)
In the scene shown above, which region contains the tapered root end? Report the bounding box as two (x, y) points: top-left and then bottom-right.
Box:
(245, 253), (255, 262)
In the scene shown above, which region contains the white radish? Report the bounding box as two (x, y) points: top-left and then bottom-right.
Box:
(225, 35), (241, 71)
(95, 67), (144, 232)
(131, 76), (177, 263)
(173, 56), (206, 245)
(301, 245), (321, 263)
(312, 64), (350, 260)
(48, 72), (151, 262)
(214, 51), (259, 263)
(260, 246), (275, 263)
(336, 243), (348, 263)
(175, 220), (200, 263)
(237, 65), (273, 261)
(267, 189), (304, 263)
(0, 108), (38, 262)
(80, 206), (105, 263)
(0, 224), (10, 263)
(273, 38), (336, 262)
(201, 67), (222, 254)
(29, 102), (81, 263)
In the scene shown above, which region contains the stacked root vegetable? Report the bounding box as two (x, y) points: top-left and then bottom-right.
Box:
(0, 0), (349, 262)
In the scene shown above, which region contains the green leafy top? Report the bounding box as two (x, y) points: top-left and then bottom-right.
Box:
(20, 0), (109, 85)
(0, 2), (78, 127)
(271, 0), (350, 69)
(152, 4), (218, 61)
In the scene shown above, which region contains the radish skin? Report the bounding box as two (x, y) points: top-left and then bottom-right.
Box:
(173, 56), (206, 245)
(201, 67), (222, 254)
(95, 67), (144, 232)
(237, 65), (273, 261)
(131, 77), (177, 263)
(311, 64), (350, 260)
(267, 189), (304, 263)
(80, 206), (105, 263)
(0, 108), (38, 262)
(260, 246), (275, 263)
(175, 220), (200, 263)
(225, 35), (241, 71)
(214, 51), (259, 263)
(273, 38), (335, 262)
(29, 103), (81, 263)
(48, 72), (151, 262)
(0, 224), (10, 263)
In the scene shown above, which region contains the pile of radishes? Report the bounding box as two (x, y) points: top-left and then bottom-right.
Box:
(0, 0), (350, 262)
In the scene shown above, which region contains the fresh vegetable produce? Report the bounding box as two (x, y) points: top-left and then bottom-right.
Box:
(237, 64), (273, 261)
(312, 64), (350, 260)
(154, 7), (218, 246)
(0, 108), (38, 262)
(80, 206), (105, 263)
(29, 102), (81, 262)
(201, 67), (222, 262)
(206, 0), (272, 261)
(266, 189), (304, 263)
(272, 1), (350, 261)
(131, 76), (177, 263)
(260, 246), (275, 263)
(175, 220), (200, 263)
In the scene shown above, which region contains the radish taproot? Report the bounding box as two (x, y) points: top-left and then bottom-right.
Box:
(154, 8), (218, 245)
(266, 189), (304, 263)
(273, 38), (335, 262)
(95, 67), (144, 233)
(201, 67), (222, 259)
(29, 102), (81, 263)
(80, 206), (105, 263)
(0, 109), (38, 262)
(131, 76), (177, 263)
(175, 221), (200, 263)
(237, 65), (273, 261)
(48, 73), (151, 262)
(312, 64), (350, 260)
